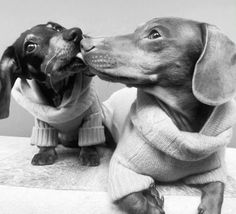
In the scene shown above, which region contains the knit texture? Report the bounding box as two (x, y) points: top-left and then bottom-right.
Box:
(12, 73), (105, 147)
(102, 88), (236, 201)
(78, 107), (105, 146)
(31, 119), (58, 147)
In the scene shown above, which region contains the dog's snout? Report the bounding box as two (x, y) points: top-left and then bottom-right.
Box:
(63, 28), (83, 44)
(80, 38), (95, 52)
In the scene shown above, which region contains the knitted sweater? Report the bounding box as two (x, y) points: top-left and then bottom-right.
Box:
(12, 73), (105, 147)
(102, 88), (236, 201)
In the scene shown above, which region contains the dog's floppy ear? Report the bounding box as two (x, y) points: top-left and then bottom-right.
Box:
(192, 24), (236, 106)
(0, 46), (21, 118)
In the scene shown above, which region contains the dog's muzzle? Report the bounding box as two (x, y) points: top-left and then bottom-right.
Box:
(84, 54), (117, 69)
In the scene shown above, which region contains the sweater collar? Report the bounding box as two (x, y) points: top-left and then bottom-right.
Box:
(130, 90), (236, 161)
(133, 89), (236, 135)
(12, 73), (96, 124)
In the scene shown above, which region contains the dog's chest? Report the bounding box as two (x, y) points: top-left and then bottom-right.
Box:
(38, 77), (74, 107)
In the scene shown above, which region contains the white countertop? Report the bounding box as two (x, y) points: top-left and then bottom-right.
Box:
(0, 136), (235, 214)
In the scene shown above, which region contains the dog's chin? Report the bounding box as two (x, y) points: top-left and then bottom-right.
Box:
(89, 67), (156, 88)
(59, 56), (87, 73)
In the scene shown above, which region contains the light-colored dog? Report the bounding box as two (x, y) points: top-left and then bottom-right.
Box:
(81, 17), (236, 214)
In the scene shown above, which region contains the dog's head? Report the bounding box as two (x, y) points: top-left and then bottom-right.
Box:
(81, 17), (236, 106)
(0, 22), (86, 118)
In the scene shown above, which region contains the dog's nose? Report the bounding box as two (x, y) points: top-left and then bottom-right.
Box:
(63, 28), (83, 44)
(80, 38), (95, 52)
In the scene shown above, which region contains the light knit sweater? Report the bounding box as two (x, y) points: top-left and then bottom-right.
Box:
(102, 87), (236, 201)
(12, 73), (105, 147)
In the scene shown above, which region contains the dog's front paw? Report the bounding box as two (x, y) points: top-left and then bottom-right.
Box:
(198, 206), (206, 214)
(198, 200), (220, 214)
(117, 187), (165, 214)
(78, 146), (100, 166)
(31, 147), (57, 165)
(144, 183), (165, 214)
(198, 182), (223, 214)
(198, 203), (212, 214)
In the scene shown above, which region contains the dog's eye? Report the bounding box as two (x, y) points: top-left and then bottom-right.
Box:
(148, 30), (161, 39)
(25, 43), (37, 53)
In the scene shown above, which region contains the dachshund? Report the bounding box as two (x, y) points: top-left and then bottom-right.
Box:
(0, 22), (105, 166)
(81, 17), (236, 214)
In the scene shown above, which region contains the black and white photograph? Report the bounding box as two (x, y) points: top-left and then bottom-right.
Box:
(0, 0), (235, 213)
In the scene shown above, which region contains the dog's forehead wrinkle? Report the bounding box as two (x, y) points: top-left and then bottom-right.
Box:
(24, 34), (41, 44)
(140, 22), (160, 33)
(142, 18), (172, 31)
(26, 34), (36, 40)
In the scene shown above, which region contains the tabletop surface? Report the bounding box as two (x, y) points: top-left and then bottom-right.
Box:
(0, 136), (235, 214)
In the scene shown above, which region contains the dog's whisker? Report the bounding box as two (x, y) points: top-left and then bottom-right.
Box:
(44, 52), (60, 75)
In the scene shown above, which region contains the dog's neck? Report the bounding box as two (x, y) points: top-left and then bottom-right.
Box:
(143, 86), (214, 132)
(38, 75), (74, 107)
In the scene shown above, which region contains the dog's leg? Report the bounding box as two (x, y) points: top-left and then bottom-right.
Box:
(198, 182), (224, 214)
(116, 184), (165, 214)
(31, 147), (58, 165)
(78, 146), (100, 166)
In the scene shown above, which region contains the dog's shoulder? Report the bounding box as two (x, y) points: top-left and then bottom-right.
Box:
(102, 87), (137, 141)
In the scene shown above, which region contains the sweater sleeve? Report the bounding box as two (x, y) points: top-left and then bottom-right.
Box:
(31, 118), (58, 147)
(78, 101), (105, 146)
(146, 122), (232, 161)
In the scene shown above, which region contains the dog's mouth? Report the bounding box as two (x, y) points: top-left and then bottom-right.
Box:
(83, 52), (159, 86)
(57, 55), (87, 73)
(83, 53), (117, 69)
(88, 66), (157, 88)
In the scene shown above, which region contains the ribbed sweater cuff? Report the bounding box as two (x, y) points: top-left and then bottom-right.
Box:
(31, 127), (58, 147)
(78, 126), (105, 146)
(108, 156), (154, 201)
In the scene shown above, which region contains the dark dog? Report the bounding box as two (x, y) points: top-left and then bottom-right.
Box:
(0, 22), (104, 166)
(81, 17), (236, 214)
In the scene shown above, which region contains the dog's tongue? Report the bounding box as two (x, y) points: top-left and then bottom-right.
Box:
(74, 56), (85, 66)
(76, 52), (83, 60)
(75, 53), (86, 66)
(68, 53), (86, 70)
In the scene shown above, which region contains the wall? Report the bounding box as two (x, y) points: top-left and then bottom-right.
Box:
(0, 0), (235, 147)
